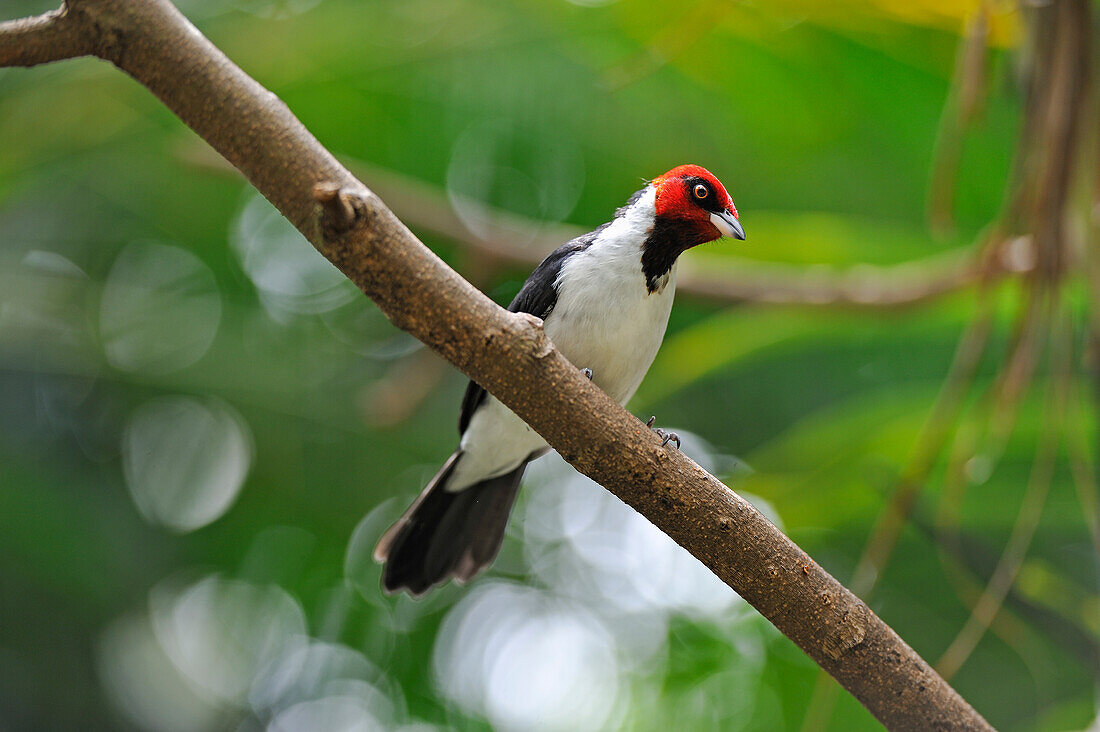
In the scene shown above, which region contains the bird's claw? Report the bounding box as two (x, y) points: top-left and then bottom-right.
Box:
(581, 367), (593, 380)
(646, 416), (680, 450)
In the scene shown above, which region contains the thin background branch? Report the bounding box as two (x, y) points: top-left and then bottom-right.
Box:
(176, 140), (1009, 310)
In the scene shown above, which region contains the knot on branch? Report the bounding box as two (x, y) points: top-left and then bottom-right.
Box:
(78, 5), (124, 65)
(820, 598), (869, 661)
(313, 181), (363, 239)
(512, 312), (554, 360)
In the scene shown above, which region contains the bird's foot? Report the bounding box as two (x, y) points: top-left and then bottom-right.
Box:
(581, 367), (593, 380)
(645, 416), (680, 450)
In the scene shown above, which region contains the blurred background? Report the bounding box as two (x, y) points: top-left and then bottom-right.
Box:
(1, 0), (1098, 729)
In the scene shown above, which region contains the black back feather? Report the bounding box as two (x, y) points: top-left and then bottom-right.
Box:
(458, 223), (607, 433)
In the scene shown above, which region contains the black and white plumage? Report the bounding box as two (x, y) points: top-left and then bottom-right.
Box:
(374, 165), (744, 595)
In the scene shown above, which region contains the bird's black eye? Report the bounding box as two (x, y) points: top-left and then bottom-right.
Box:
(693, 183), (708, 200)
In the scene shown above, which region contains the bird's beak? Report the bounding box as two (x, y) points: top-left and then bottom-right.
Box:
(710, 209), (745, 240)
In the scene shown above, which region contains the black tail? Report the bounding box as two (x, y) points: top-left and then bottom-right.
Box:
(373, 452), (526, 596)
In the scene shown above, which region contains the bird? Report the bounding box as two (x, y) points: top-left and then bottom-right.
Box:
(374, 164), (744, 595)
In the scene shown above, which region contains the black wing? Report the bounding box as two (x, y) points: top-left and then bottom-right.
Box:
(457, 224), (608, 434)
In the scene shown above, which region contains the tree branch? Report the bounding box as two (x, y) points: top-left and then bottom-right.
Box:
(178, 143), (1006, 309)
(0, 6), (93, 66)
(310, 159), (1011, 309)
(0, 2), (992, 729)
(348, 160), (1024, 308)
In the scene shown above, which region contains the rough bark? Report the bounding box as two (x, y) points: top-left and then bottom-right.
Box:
(0, 2), (993, 729)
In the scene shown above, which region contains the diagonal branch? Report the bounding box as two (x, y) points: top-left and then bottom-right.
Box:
(0, 2), (992, 729)
(0, 6), (93, 66)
